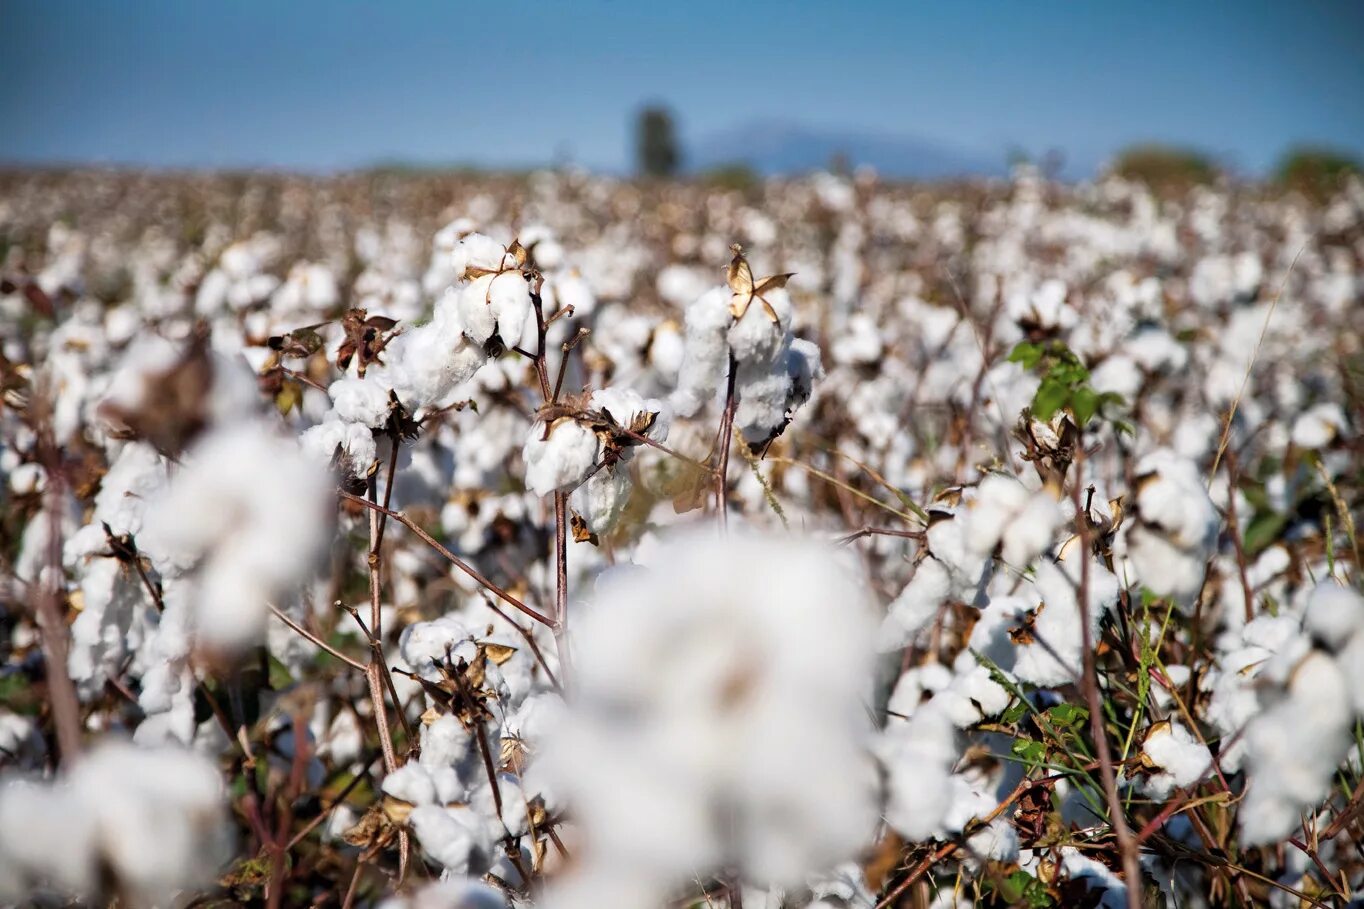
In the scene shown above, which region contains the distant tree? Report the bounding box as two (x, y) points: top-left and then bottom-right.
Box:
(699, 162), (760, 193)
(1110, 144), (1218, 190)
(636, 106), (681, 178)
(1277, 147), (1361, 199)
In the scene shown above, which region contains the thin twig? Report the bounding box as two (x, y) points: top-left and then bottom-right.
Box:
(714, 351), (738, 530)
(267, 602), (367, 671)
(340, 491), (553, 627)
(1207, 243), (1306, 486)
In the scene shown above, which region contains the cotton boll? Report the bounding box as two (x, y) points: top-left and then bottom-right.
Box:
(1124, 450), (1219, 606)
(408, 805), (494, 875)
(879, 705), (958, 841)
(569, 467), (632, 535)
(451, 232), (508, 279)
(300, 416), (378, 475)
(831, 313), (884, 366)
(590, 387), (671, 443)
(1303, 582), (1364, 715)
(139, 422), (332, 651)
(545, 531), (877, 888)
(68, 557), (156, 697)
(328, 372), (395, 428)
(673, 286), (734, 417)
(384, 309), (488, 408)
(877, 557), (950, 652)
(523, 418), (599, 496)
(1057, 847), (1128, 909)
(962, 475), (1061, 568)
(0, 713), (45, 770)
(1239, 651), (1354, 846)
(728, 286), (792, 367)
(1137, 721), (1211, 800)
(399, 615), (475, 680)
(486, 272), (533, 350)
(457, 269), (532, 351)
(0, 742), (230, 905)
(1290, 402), (1346, 449)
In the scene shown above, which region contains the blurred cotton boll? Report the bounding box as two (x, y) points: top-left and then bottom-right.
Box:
(1122, 449), (1219, 607)
(543, 530), (878, 899)
(0, 742), (231, 906)
(140, 421), (333, 650)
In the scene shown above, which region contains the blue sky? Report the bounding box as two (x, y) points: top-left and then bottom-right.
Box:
(3, 1), (1362, 175)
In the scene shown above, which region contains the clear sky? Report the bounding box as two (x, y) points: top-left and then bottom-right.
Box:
(3, 0), (1362, 175)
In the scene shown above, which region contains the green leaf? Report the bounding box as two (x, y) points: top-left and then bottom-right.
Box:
(1008, 341), (1043, 369)
(1071, 386), (1100, 425)
(1032, 380), (1069, 421)
(1243, 510), (1288, 555)
(268, 655), (294, 691)
(1002, 699), (1029, 725)
(1047, 703), (1089, 728)
(1011, 738), (1045, 765)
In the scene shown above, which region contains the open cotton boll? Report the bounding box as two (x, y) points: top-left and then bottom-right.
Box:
(569, 467), (632, 535)
(673, 286), (735, 417)
(450, 232), (509, 279)
(877, 557), (951, 652)
(1124, 449), (1219, 606)
(139, 422), (332, 650)
(408, 805), (494, 876)
(1290, 402), (1346, 449)
(1136, 721), (1211, 800)
(328, 371), (395, 429)
(457, 271), (532, 350)
(300, 415), (377, 476)
(523, 418), (600, 496)
(589, 387), (671, 443)
(831, 313), (884, 366)
(383, 306), (488, 408)
(1056, 847), (1128, 909)
(68, 557), (156, 698)
(962, 474), (1061, 567)
(1303, 583), (1364, 714)
(544, 530), (877, 890)
(878, 705), (958, 841)
(728, 287), (794, 366)
(735, 337), (824, 446)
(1239, 650), (1354, 846)
(0, 741), (230, 905)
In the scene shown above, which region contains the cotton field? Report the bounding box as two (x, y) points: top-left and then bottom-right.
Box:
(0, 165), (1361, 908)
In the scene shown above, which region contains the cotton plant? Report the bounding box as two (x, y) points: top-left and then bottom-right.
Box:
(673, 246), (824, 450)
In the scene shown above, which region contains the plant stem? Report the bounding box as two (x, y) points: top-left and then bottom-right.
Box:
(35, 419), (82, 764)
(552, 490), (570, 677)
(1071, 444), (1142, 909)
(715, 351), (738, 530)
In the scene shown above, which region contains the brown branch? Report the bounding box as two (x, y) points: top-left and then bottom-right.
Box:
(1072, 444), (1142, 909)
(267, 602), (367, 671)
(34, 415), (82, 764)
(714, 351), (738, 529)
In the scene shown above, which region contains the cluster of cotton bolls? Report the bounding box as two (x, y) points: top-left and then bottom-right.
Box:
(0, 163), (1361, 908)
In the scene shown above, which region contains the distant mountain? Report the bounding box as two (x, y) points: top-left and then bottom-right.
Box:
(688, 120), (1007, 179)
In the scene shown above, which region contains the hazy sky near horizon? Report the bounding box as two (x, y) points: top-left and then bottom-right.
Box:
(3, 1), (1362, 175)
